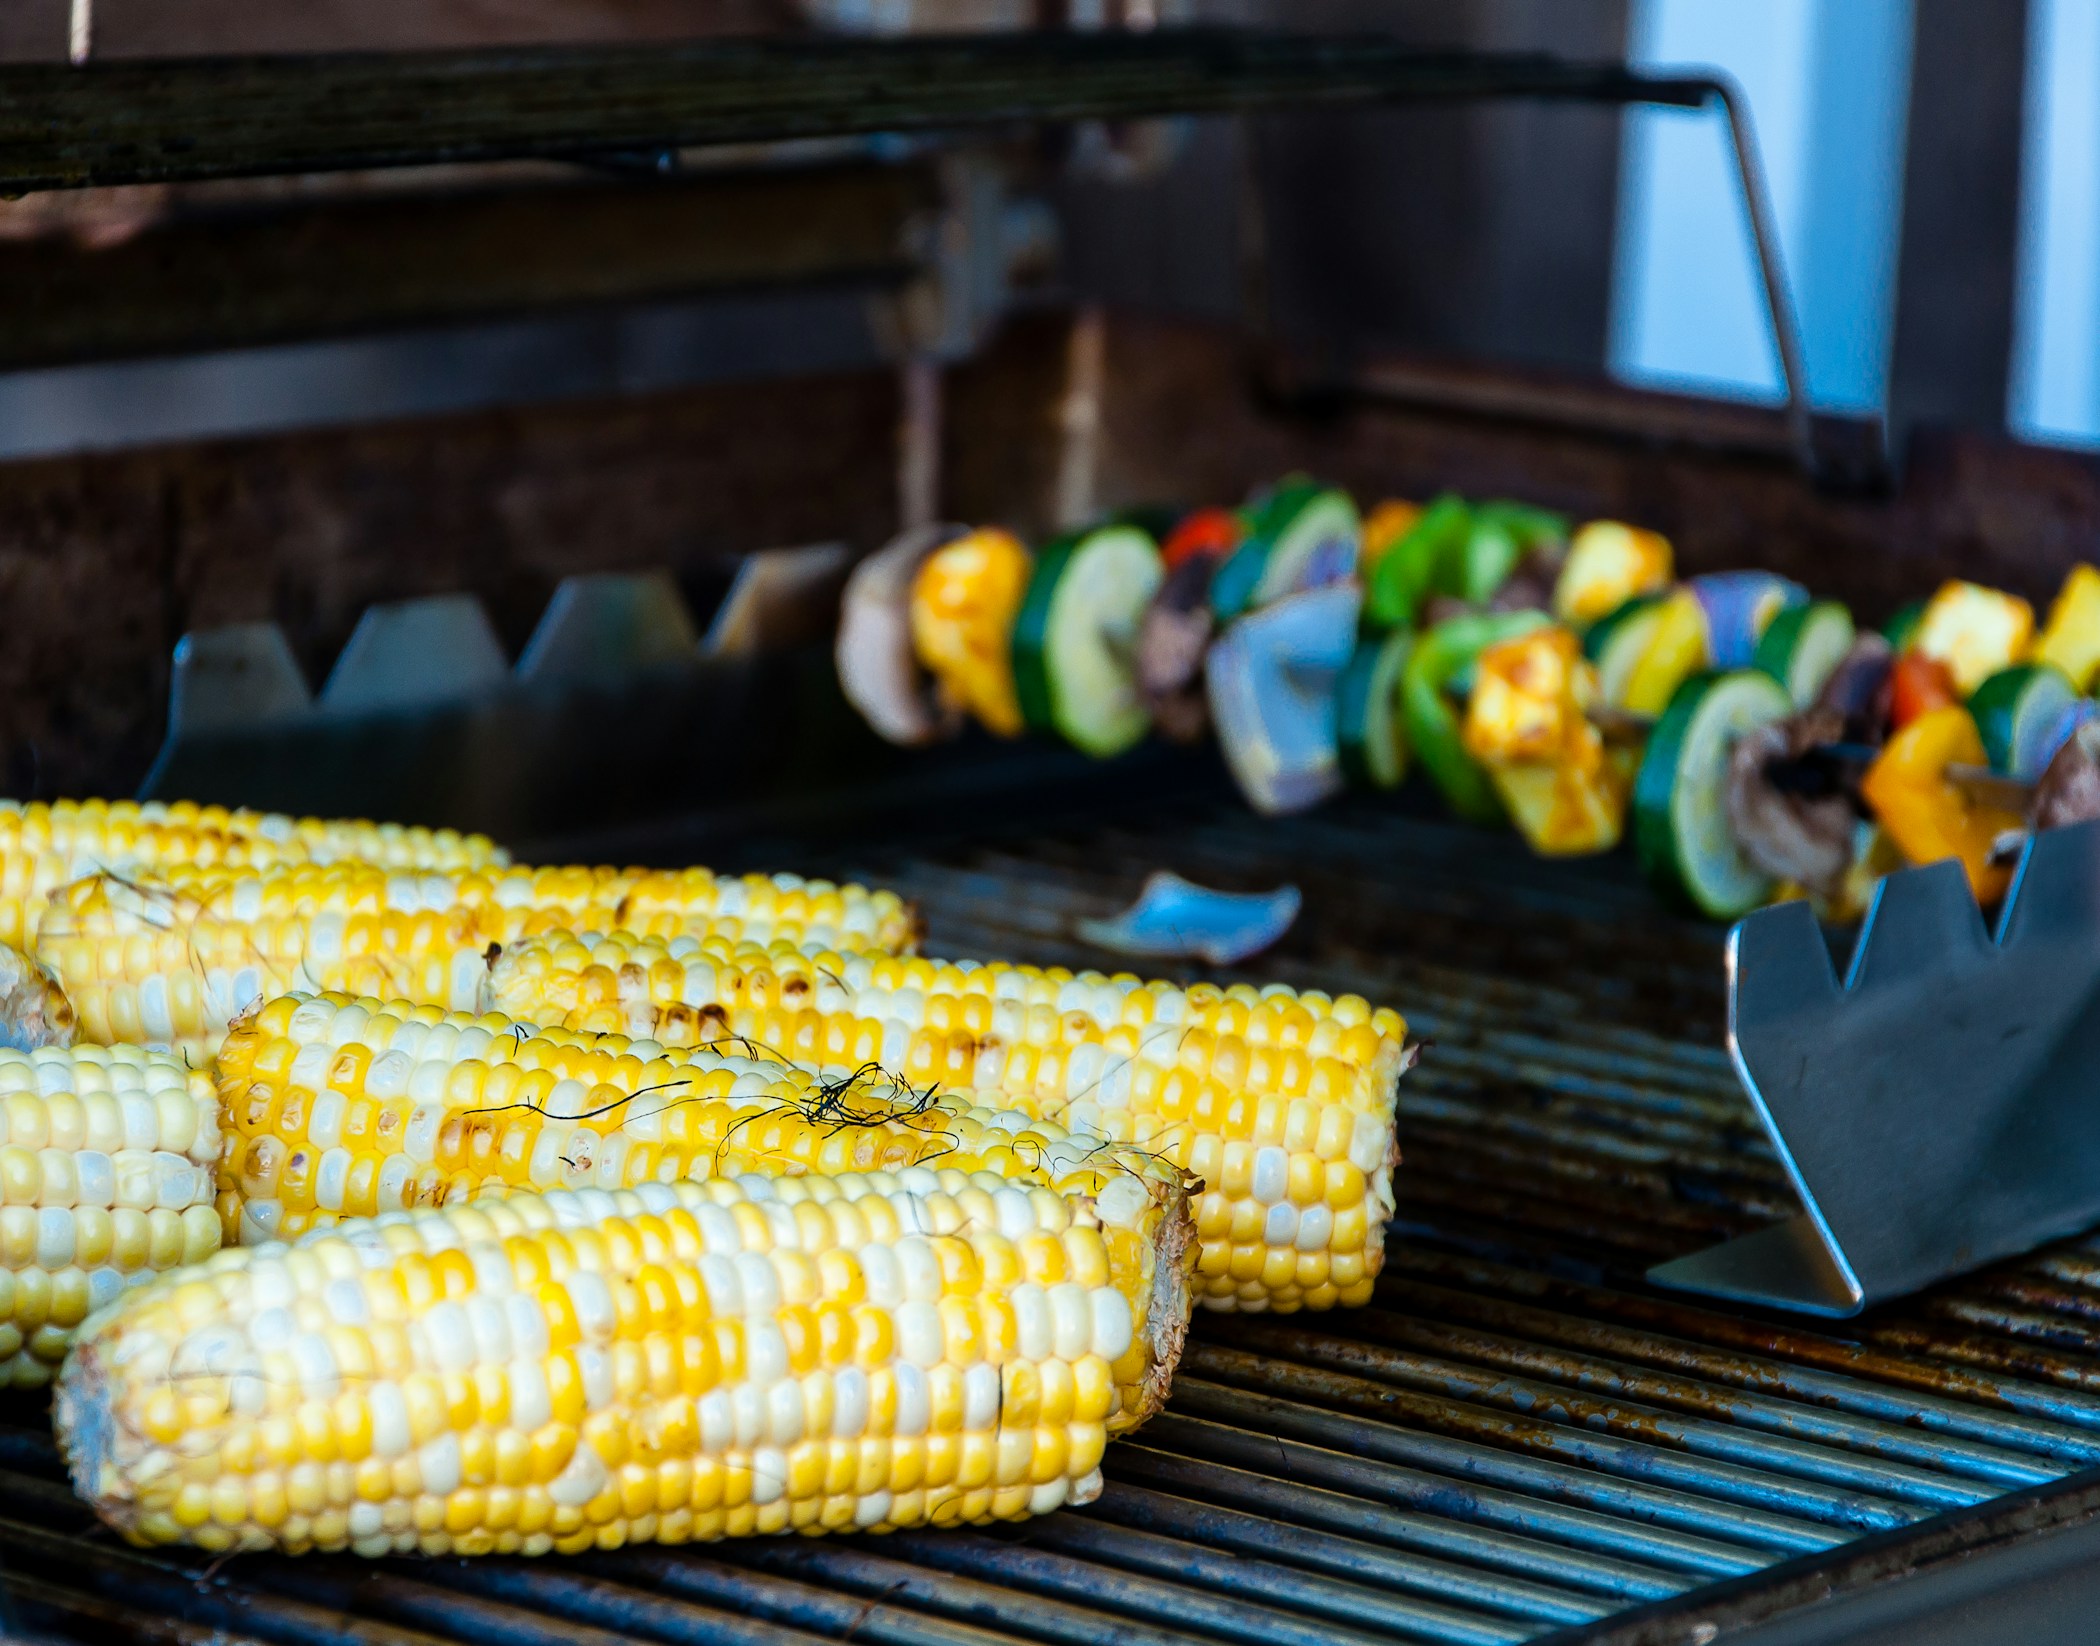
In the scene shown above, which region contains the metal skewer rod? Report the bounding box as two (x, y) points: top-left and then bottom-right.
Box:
(1583, 706), (2036, 806)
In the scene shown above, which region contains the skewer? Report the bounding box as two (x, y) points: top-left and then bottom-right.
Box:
(1584, 704), (2037, 809)
(1946, 764), (2036, 810)
(1586, 704), (1654, 747)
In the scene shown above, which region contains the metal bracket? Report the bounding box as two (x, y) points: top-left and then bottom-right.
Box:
(1237, 65), (1821, 481)
(1650, 818), (2100, 1316)
(319, 594), (509, 716)
(131, 552), (876, 841)
(163, 622), (313, 734)
(515, 572), (698, 684)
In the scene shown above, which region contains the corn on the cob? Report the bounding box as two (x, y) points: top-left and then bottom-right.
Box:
(490, 932), (1411, 1312)
(29, 861), (917, 1067)
(214, 990), (1193, 1430)
(0, 798), (507, 952)
(58, 1165), (1192, 1557)
(0, 1043), (221, 1386)
(215, 990), (1187, 1243)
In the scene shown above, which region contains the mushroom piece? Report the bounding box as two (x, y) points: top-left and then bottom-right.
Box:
(1136, 549), (1224, 743)
(1725, 706), (1858, 893)
(1486, 546), (1566, 616)
(1812, 631), (1894, 746)
(2034, 718), (2100, 832)
(1418, 593), (1475, 630)
(835, 522), (967, 746)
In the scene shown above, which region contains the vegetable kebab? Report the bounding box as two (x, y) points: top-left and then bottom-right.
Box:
(839, 480), (2100, 922)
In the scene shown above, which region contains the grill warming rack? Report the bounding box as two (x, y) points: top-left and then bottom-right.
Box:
(7, 795), (2100, 1646)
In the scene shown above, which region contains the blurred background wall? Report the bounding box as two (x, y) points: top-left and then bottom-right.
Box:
(0, 0), (2088, 457)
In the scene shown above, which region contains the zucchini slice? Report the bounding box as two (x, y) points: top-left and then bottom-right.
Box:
(1337, 629), (1414, 790)
(1969, 661), (2078, 779)
(1585, 595), (1665, 709)
(1753, 600), (1855, 708)
(1883, 599), (1927, 652)
(1012, 523), (1164, 758)
(1211, 482), (1361, 621)
(1634, 669), (1794, 918)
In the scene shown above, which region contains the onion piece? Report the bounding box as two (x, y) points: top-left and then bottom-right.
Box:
(1074, 871), (1301, 965)
(1206, 583), (1362, 815)
(1691, 571), (1808, 670)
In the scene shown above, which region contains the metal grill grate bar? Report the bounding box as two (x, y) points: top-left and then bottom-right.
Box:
(1132, 1411), (1768, 1580)
(1206, 1321), (2008, 1509)
(1101, 1448), (1680, 1607)
(1083, 1482), (1610, 1627)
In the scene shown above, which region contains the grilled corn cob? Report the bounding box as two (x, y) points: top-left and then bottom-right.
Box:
(0, 1043), (220, 1386)
(215, 990), (1187, 1244)
(491, 932), (1411, 1312)
(29, 861), (916, 1066)
(0, 798), (506, 951)
(59, 1165), (1193, 1557)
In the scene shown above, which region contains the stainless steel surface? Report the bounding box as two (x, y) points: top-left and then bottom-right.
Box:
(515, 572), (701, 684)
(1654, 821), (2100, 1316)
(11, 793), (2100, 1645)
(320, 595), (511, 718)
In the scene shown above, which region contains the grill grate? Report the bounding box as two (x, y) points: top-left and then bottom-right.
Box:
(8, 792), (2100, 1645)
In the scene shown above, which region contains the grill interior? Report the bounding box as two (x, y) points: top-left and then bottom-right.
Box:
(8, 786), (2100, 1645)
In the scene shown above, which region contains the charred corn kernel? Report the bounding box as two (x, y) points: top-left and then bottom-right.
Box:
(0, 798), (507, 953)
(217, 991), (1193, 1422)
(490, 933), (1410, 1315)
(58, 1167), (1191, 1558)
(0, 1043), (220, 1385)
(31, 860), (917, 1067)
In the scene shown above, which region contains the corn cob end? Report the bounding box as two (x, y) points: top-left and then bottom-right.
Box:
(0, 942), (75, 1051)
(1123, 1166), (1194, 1428)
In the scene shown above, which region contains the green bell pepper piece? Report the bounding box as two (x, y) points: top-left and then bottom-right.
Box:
(1446, 502), (1570, 606)
(1365, 493), (1470, 632)
(1883, 598), (1927, 653)
(1401, 609), (1554, 824)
